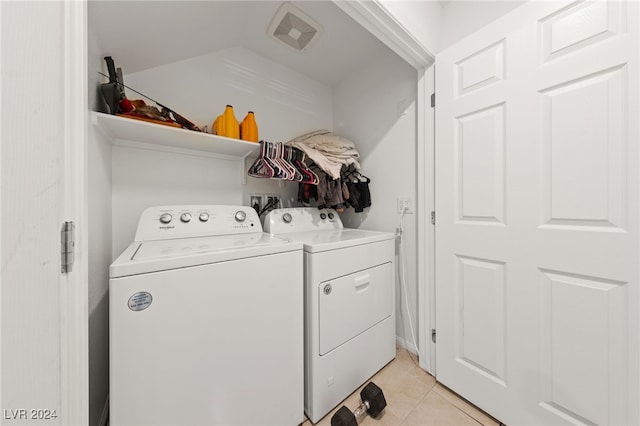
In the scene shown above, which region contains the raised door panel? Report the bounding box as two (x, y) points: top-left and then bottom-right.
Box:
(455, 255), (506, 386)
(455, 104), (506, 225)
(540, 0), (626, 63)
(540, 66), (627, 230)
(539, 270), (628, 425)
(454, 40), (506, 97)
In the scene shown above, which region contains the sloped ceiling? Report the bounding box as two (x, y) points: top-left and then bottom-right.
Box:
(89, 1), (401, 87)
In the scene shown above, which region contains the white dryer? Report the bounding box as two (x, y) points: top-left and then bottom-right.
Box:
(109, 205), (304, 426)
(264, 207), (395, 423)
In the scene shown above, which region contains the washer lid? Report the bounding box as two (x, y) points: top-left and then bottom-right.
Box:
(110, 233), (301, 278)
(274, 228), (394, 253)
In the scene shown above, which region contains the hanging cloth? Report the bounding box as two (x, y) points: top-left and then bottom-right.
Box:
(344, 172), (372, 213)
(286, 130), (360, 180)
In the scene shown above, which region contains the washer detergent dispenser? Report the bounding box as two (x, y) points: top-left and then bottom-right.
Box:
(109, 205), (304, 426)
(264, 207), (396, 423)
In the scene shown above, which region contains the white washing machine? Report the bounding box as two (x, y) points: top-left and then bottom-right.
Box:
(264, 207), (395, 423)
(109, 205), (304, 426)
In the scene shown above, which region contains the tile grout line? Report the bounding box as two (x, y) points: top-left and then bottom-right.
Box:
(399, 384), (437, 425)
(431, 382), (501, 426)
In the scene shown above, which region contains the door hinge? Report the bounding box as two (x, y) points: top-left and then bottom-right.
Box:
(431, 211), (436, 225)
(430, 93), (435, 108)
(61, 221), (75, 274)
(431, 328), (436, 343)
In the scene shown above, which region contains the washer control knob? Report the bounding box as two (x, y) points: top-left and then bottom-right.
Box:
(159, 213), (172, 224)
(282, 213), (293, 223)
(328, 212), (335, 219)
(180, 213), (192, 223)
(234, 210), (247, 222)
(320, 213), (327, 220)
(199, 212), (210, 222)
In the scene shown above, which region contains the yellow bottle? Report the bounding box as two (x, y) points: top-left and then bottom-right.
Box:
(240, 111), (259, 142)
(212, 105), (239, 138)
(222, 105), (239, 139)
(212, 114), (222, 135)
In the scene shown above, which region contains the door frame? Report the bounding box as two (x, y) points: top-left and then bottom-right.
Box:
(417, 65), (436, 374)
(333, 0), (436, 373)
(61, 0), (89, 424)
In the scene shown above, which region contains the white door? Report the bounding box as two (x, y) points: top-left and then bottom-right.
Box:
(435, 1), (639, 424)
(1, 2), (87, 424)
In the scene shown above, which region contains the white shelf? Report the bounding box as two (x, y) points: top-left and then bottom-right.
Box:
(92, 111), (259, 160)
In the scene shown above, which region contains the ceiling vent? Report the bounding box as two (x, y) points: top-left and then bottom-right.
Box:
(268, 3), (323, 52)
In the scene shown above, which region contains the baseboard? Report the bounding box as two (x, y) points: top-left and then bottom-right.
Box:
(396, 335), (419, 356)
(98, 394), (109, 426)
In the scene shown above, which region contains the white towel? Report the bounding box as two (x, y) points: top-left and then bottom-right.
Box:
(286, 130), (360, 179)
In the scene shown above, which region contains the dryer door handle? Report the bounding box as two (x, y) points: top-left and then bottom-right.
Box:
(354, 274), (371, 292)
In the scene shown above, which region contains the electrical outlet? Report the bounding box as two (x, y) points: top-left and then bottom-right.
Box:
(264, 194), (281, 209)
(397, 197), (413, 214)
(250, 195), (262, 214)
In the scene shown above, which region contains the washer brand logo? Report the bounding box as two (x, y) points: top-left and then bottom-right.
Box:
(159, 225), (175, 231)
(128, 292), (153, 311)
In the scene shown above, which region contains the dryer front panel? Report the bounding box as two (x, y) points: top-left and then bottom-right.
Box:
(318, 262), (392, 355)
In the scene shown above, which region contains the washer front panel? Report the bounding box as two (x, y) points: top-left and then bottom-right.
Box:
(110, 250), (304, 425)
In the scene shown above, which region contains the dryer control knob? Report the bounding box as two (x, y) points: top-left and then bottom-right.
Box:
(199, 212), (210, 222)
(282, 213), (292, 223)
(180, 213), (192, 223)
(328, 212), (335, 219)
(234, 210), (247, 222)
(320, 213), (327, 220)
(159, 213), (172, 224)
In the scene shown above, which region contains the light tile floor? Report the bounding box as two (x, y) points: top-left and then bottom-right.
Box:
(302, 347), (501, 426)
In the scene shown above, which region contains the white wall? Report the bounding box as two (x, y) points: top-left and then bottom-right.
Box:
(381, 0), (524, 54)
(110, 46), (332, 256)
(111, 148), (242, 256)
(123, 46), (333, 143)
(333, 49), (419, 351)
(379, 0), (444, 54)
(439, 1), (524, 50)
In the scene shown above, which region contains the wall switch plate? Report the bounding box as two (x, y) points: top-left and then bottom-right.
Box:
(397, 197), (413, 214)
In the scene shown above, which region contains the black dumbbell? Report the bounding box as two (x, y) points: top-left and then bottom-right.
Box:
(331, 382), (387, 426)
